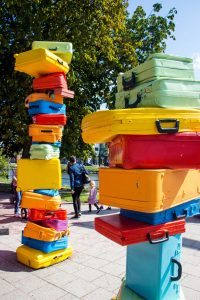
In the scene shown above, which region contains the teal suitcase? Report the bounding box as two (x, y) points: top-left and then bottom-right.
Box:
(32, 41), (73, 64)
(117, 53), (195, 92)
(30, 144), (60, 160)
(115, 78), (200, 109)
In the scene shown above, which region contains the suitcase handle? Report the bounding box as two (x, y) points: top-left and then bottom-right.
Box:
(122, 72), (136, 90)
(156, 119), (180, 133)
(173, 210), (187, 220)
(124, 93), (142, 108)
(171, 258), (182, 281)
(49, 105), (61, 111)
(57, 59), (64, 65)
(147, 230), (169, 244)
(45, 211), (55, 217)
(41, 129), (53, 133)
(49, 47), (58, 51)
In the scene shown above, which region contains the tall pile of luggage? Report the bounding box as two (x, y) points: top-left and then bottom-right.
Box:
(14, 41), (74, 269)
(81, 53), (200, 299)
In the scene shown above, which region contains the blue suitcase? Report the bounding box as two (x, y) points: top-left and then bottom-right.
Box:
(126, 234), (182, 300)
(21, 233), (68, 253)
(32, 141), (61, 147)
(28, 100), (66, 116)
(120, 198), (200, 225)
(33, 189), (59, 197)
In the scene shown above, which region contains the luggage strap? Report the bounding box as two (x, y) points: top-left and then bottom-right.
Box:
(125, 93), (142, 108)
(122, 72), (136, 90)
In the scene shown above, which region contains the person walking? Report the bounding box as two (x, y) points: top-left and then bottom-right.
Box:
(68, 156), (88, 219)
(88, 181), (101, 213)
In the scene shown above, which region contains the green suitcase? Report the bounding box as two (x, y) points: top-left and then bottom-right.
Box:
(32, 41), (73, 64)
(115, 78), (200, 109)
(117, 53), (195, 92)
(30, 144), (60, 160)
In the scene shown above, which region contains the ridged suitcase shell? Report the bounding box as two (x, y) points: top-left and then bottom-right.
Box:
(14, 48), (69, 78)
(120, 198), (200, 225)
(32, 114), (67, 125)
(32, 41), (73, 64)
(81, 108), (200, 143)
(25, 93), (63, 107)
(35, 219), (68, 231)
(22, 233), (68, 253)
(115, 78), (200, 109)
(17, 159), (61, 191)
(29, 124), (63, 143)
(32, 72), (67, 90)
(28, 100), (66, 116)
(95, 214), (185, 246)
(99, 168), (200, 212)
(16, 244), (73, 269)
(23, 221), (67, 242)
(21, 191), (61, 210)
(126, 234), (182, 300)
(32, 141), (61, 148)
(109, 133), (200, 169)
(30, 144), (60, 160)
(117, 53), (194, 92)
(28, 208), (67, 221)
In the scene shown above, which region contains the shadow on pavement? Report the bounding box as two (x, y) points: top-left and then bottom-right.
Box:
(0, 250), (33, 272)
(183, 237), (200, 250)
(186, 215), (200, 223)
(0, 215), (23, 224)
(71, 220), (94, 229)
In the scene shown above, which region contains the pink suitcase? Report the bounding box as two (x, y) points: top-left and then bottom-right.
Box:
(34, 219), (68, 231)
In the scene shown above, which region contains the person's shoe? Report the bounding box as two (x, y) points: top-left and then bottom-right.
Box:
(78, 212), (82, 216)
(14, 213), (20, 218)
(100, 206), (104, 209)
(106, 207), (111, 210)
(88, 210), (92, 213)
(96, 208), (102, 214)
(71, 215), (79, 219)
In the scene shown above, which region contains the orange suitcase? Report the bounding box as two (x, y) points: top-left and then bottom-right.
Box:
(25, 93), (63, 107)
(29, 124), (63, 143)
(99, 168), (200, 212)
(20, 191), (61, 210)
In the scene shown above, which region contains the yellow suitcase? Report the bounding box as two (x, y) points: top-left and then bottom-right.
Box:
(17, 159), (61, 191)
(16, 245), (73, 269)
(25, 93), (63, 107)
(29, 124), (63, 143)
(23, 221), (68, 242)
(20, 191), (61, 210)
(99, 168), (200, 212)
(14, 48), (69, 78)
(81, 108), (200, 143)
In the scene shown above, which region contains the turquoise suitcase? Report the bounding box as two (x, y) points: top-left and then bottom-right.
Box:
(126, 234), (182, 300)
(115, 78), (200, 109)
(117, 53), (195, 92)
(30, 144), (60, 160)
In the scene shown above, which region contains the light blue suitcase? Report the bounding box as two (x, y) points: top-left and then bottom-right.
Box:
(28, 100), (66, 116)
(33, 189), (59, 197)
(120, 198), (200, 225)
(126, 234), (182, 300)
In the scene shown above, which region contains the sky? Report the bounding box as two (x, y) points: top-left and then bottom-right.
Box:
(128, 0), (200, 79)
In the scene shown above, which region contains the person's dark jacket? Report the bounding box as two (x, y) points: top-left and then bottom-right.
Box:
(68, 163), (88, 190)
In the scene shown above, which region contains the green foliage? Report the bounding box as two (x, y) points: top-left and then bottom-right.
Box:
(0, 1), (177, 159)
(0, 151), (9, 178)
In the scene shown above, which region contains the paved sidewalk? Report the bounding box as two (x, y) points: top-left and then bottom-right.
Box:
(0, 192), (200, 300)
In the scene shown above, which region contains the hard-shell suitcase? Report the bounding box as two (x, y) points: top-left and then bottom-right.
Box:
(16, 244), (73, 269)
(28, 208), (67, 221)
(120, 198), (200, 225)
(99, 168), (200, 212)
(22, 233), (68, 253)
(33, 189), (59, 196)
(32, 114), (67, 125)
(117, 53), (194, 92)
(95, 214), (185, 246)
(108, 133), (200, 169)
(30, 144), (60, 160)
(32, 72), (67, 90)
(28, 100), (66, 116)
(17, 159), (61, 191)
(51, 87), (74, 98)
(20, 191), (61, 210)
(23, 221), (67, 242)
(32, 41), (73, 64)
(115, 78), (200, 109)
(29, 124), (63, 143)
(14, 48), (69, 78)
(32, 141), (61, 148)
(35, 219), (68, 231)
(126, 234), (182, 300)
(81, 108), (200, 144)
(25, 93), (63, 107)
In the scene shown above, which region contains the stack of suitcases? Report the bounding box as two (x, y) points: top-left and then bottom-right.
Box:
(81, 53), (200, 300)
(14, 41), (74, 269)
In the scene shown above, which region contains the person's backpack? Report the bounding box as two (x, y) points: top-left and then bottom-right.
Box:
(81, 167), (91, 184)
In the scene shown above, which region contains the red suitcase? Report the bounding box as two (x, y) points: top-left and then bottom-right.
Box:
(33, 72), (67, 90)
(109, 133), (200, 169)
(28, 209), (67, 221)
(95, 214), (185, 246)
(32, 114), (67, 125)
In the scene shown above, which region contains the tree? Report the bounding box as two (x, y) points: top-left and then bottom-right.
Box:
(0, 1), (177, 158)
